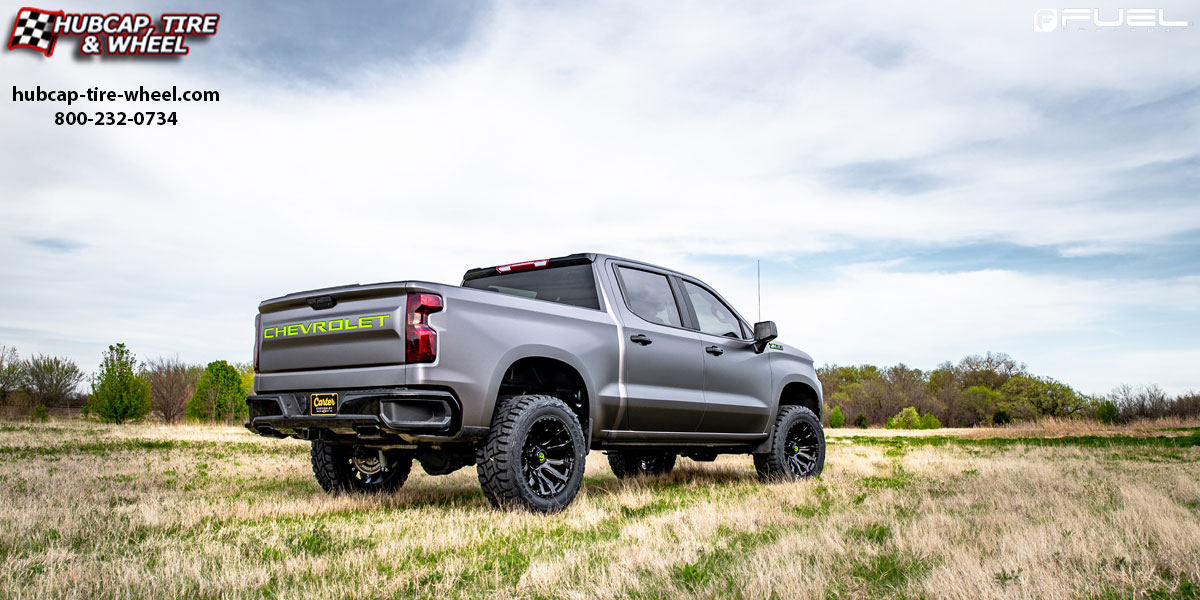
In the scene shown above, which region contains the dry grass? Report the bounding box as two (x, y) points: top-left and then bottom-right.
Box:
(965, 416), (1200, 438)
(0, 421), (1197, 599)
(829, 416), (1200, 440)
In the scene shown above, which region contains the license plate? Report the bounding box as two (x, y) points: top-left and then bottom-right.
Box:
(310, 393), (338, 416)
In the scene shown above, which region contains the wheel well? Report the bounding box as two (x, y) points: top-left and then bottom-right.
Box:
(498, 357), (589, 428)
(779, 382), (821, 419)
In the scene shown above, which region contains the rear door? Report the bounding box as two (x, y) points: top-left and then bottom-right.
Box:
(609, 263), (706, 432)
(678, 279), (773, 434)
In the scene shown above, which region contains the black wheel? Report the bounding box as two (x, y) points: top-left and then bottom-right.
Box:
(476, 394), (587, 513)
(753, 406), (825, 481)
(311, 441), (412, 493)
(607, 451), (677, 479)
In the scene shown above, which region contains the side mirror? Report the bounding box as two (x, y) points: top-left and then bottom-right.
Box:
(752, 321), (778, 354)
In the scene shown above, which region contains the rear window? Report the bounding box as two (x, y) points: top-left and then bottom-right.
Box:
(462, 264), (601, 309)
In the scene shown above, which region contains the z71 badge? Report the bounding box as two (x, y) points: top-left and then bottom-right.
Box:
(309, 393), (337, 415)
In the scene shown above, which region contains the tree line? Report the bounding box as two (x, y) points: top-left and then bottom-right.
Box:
(819, 351), (1200, 427)
(0, 343), (251, 424)
(2, 343), (1197, 427)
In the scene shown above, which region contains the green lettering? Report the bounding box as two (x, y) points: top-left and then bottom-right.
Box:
(269, 315), (395, 337)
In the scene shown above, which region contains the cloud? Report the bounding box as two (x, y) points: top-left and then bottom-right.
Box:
(194, 0), (490, 85)
(1, 0), (1198, 393)
(1091, 349), (1200, 395)
(23, 237), (85, 252)
(727, 261), (1200, 395)
(825, 160), (948, 195)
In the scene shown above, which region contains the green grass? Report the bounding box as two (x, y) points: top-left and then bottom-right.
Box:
(0, 437), (303, 461)
(860, 464), (915, 490)
(847, 523), (893, 544)
(669, 525), (786, 596)
(834, 431), (1200, 450)
(1088, 573), (1200, 600)
(848, 551), (933, 595)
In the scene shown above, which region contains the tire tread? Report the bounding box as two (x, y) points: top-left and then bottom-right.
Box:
(310, 441), (411, 493)
(753, 405), (824, 481)
(476, 394), (585, 512)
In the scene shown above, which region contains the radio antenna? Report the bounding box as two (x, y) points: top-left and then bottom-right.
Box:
(757, 259), (761, 322)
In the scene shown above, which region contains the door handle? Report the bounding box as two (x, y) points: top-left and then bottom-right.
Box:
(630, 334), (653, 345)
(705, 345), (724, 356)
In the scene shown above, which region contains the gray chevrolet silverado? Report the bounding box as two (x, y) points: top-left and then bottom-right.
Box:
(246, 253), (824, 512)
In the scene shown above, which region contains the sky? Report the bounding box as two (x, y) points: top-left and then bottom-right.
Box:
(2, 1), (1198, 395)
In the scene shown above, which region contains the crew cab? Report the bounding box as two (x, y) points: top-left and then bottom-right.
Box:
(246, 253), (824, 512)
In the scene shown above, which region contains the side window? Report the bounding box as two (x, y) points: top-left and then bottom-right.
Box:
(683, 281), (743, 338)
(617, 267), (682, 327)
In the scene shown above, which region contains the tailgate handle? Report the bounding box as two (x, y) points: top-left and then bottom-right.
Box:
(630, 334), (653, 345)
(307, 295), (337, 310)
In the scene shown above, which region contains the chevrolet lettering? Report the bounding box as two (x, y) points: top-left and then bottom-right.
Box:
(261, 314), (390, 339)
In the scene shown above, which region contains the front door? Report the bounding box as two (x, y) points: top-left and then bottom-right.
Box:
(680, 280), (773, 434)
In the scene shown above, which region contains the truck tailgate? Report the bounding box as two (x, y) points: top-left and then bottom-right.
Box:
(256, 283), (408, 373)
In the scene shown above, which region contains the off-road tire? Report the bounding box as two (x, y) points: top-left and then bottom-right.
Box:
(311, 441), (412, 493)
(753, 406), (825, 481)
(476, 394), (587, 513)
(607, 451), (677, 479)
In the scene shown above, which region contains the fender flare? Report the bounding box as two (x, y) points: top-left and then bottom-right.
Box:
(484, 345), (599, 442)
(754, 373), (823, 454)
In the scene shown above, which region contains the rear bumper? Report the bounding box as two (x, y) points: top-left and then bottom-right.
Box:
(245, 387), (488, 445)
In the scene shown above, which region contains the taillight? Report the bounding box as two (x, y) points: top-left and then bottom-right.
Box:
(406, 293), (443, 363)
(253, 313), (262, 372)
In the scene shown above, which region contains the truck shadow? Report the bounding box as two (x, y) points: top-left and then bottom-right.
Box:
(586, 464), (758, 497)
(368, 463), (758, 511)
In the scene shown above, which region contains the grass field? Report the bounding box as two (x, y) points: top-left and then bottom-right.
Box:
(1, 421), (1198, 599)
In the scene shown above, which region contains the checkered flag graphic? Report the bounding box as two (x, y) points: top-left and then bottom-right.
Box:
(8, 8), (63, 57)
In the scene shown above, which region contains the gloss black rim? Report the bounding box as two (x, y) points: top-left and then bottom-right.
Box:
(522, 415), (576, 498)
(784, 419), (820, 477)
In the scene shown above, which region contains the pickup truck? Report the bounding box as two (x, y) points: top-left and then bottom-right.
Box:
(246, 253), (824, 512)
